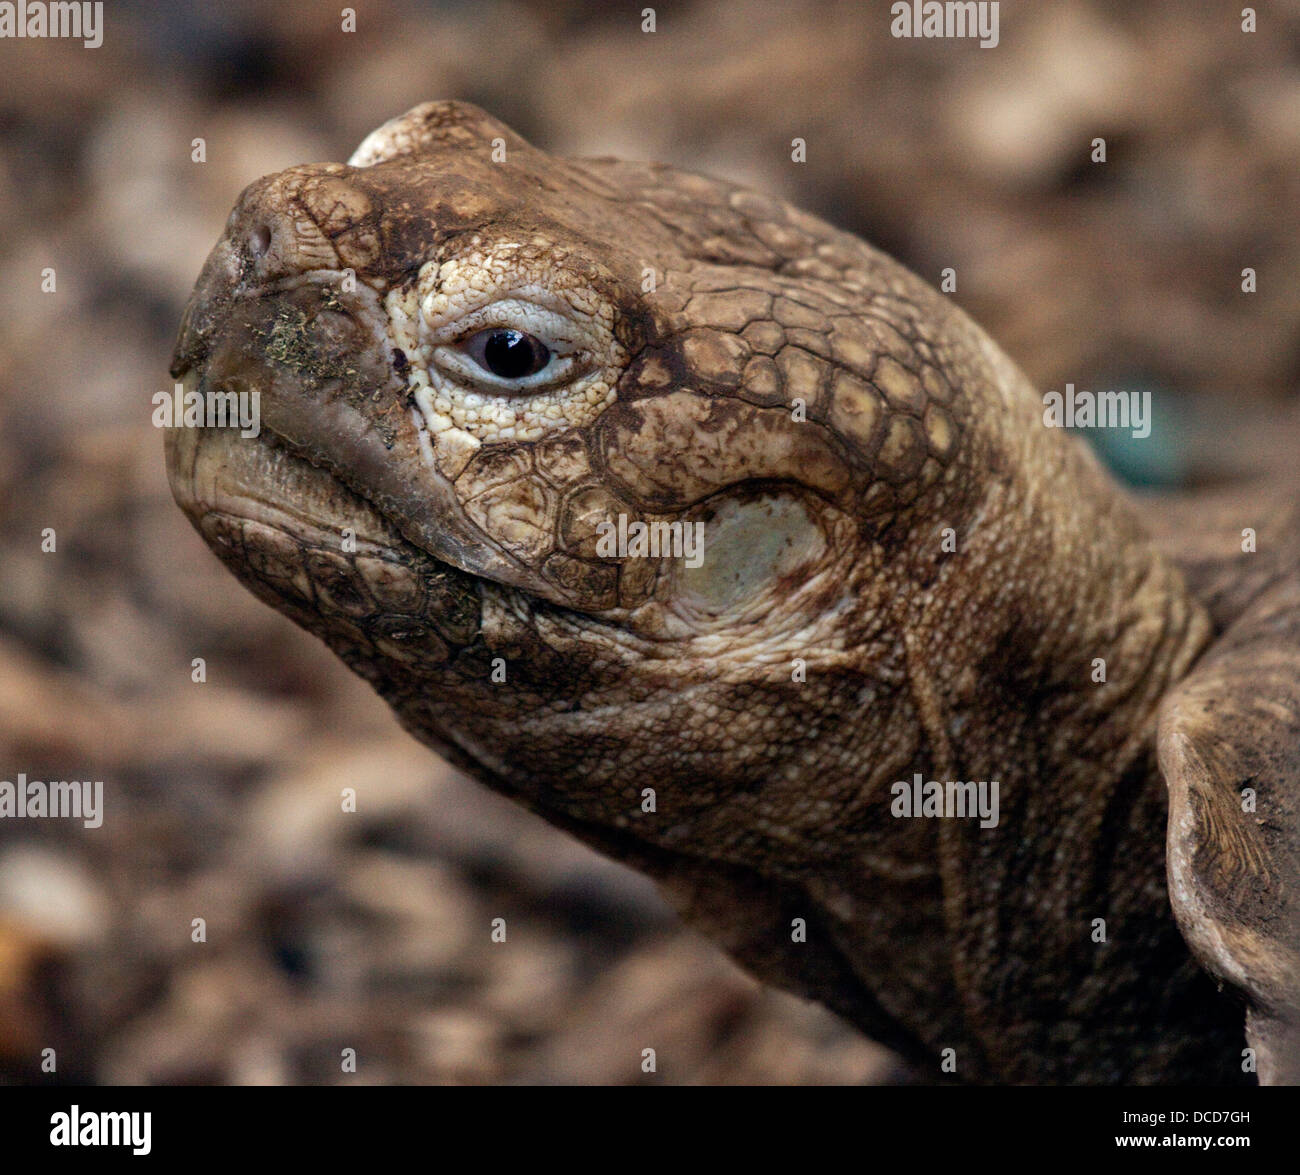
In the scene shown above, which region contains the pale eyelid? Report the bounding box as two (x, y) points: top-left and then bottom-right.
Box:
(420, 296), (587, 348)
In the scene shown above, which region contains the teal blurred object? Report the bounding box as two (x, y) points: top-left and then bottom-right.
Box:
(1070, 376), (1190, 489)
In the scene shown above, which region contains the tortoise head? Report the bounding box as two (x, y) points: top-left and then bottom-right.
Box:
(165, 101), (1195, 854)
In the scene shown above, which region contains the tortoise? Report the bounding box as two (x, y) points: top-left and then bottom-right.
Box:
(165, 101), (1299, 1084)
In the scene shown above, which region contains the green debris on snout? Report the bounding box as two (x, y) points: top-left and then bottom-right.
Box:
(258, 304), (358, 382)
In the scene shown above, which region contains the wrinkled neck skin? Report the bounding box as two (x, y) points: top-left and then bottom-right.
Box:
(330, 332), (1235, 1083)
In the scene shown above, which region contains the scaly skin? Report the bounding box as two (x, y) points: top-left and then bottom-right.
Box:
(166, 101), (1252, 1083)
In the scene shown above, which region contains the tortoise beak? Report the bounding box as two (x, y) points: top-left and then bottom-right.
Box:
(171, 234), (241, 381)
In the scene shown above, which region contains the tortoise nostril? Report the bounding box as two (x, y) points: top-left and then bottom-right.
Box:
(248, 224), (272, 257)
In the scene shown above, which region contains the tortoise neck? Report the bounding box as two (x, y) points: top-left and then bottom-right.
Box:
(864, 412), (1223, 1079)
(912, 443), (1211, 810)
(909, 330), (1213, 799)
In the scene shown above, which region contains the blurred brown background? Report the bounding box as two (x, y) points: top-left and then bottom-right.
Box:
(0, 0), (1297, 1084)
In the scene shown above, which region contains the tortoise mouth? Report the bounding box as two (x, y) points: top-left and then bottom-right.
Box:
(164, 413), (487, 658)
(163, 384), (414, 557)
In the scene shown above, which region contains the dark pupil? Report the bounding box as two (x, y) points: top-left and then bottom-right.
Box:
(483, 329), (545, 379)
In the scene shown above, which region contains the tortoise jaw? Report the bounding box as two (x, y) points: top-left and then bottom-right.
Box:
(164, 409), (488, 662)
(163, 366), (539, 603)
(163, 389), (414, 564)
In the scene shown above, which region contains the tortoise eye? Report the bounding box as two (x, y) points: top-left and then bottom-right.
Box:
(462, 328), (551, 380)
